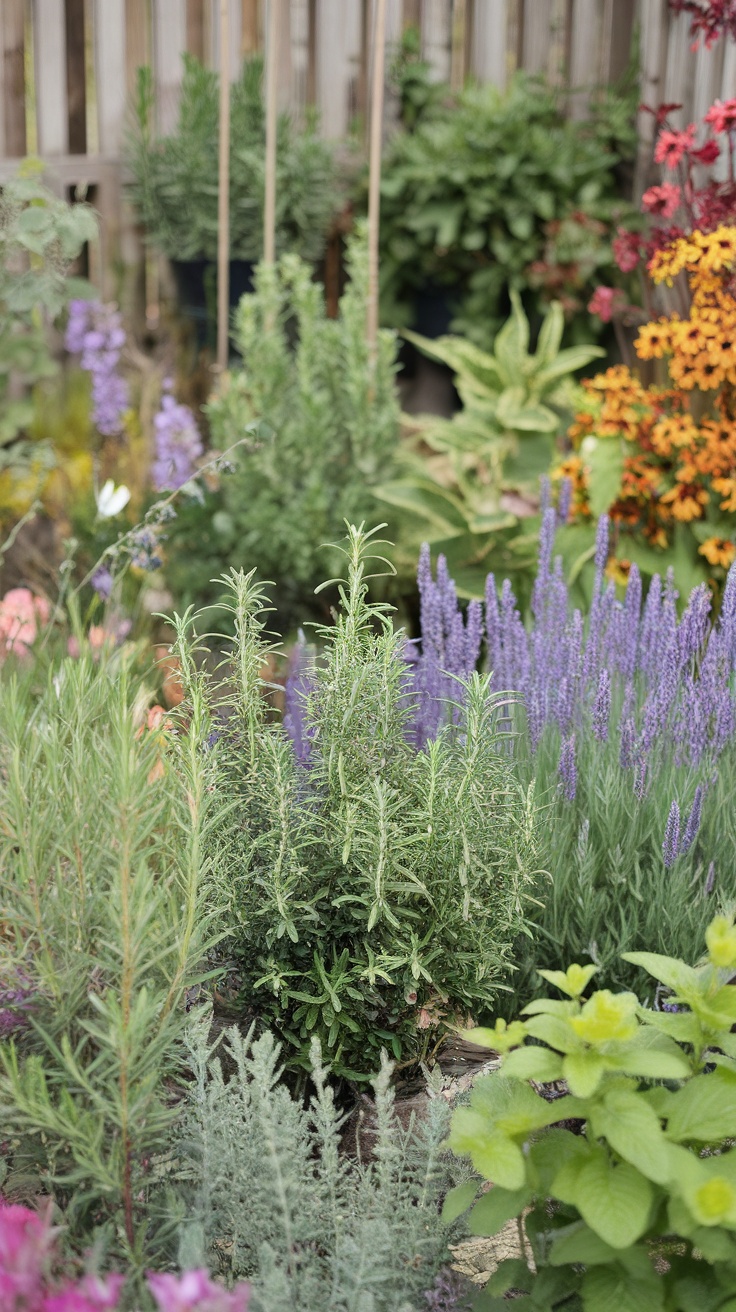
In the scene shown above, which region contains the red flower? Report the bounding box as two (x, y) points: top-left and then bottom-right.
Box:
(705, 98), (736, 134)
(640, 101), (683, 126)
(587, 286), (626, 323)
(654, 123), (697, 168)
(613, 228), (642, 273)
(691, 139), (721, 164)
(642, 182), (682, 218)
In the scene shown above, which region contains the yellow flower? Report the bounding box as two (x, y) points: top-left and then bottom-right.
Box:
(659, 481), (709, 521)
(692, 1177), (736, 1225)
(705, 914), (736, 969)
(635, 319), (673, 360)
(699, 537), (736, 568)
(569, 990), (639, 1046)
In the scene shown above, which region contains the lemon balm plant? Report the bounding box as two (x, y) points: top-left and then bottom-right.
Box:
(445, 914), (736, 1310)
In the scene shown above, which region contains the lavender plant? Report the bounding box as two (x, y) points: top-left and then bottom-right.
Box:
(168, 524), (538, 1077)
(0, 649), (225, 1267)
(411, 503), (736, 998)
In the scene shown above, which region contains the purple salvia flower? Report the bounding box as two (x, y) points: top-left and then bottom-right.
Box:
(662, 800), (681, 868)
(151, 387), (204, 492)
(676, 584), (711, 668)
(634, 757), (648, 801)
(638, 573), (662, 681)
(720, 560), (736, 667)
(558, 734), (577, 802)
(557, 475), (572, 526)
(616, 563), (641, 679)
(66, 299), (129, 435)
(539, 475), (551, 518)
(532, 508), (557, 619)
(91, 566), (114, 600)
(680, 784), (704, 855)
(593, 514), (610, 576)
(465, 600), (483, 672)
(591, 667), (611, 742)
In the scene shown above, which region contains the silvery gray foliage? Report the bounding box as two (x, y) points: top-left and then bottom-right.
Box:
(174, 1012), (455, 1312)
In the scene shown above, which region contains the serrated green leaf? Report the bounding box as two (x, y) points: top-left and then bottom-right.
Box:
(590, 1088), (671, 1184)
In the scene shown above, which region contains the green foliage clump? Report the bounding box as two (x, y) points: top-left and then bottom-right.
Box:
(170, 231), (401, 626)
(446, 916), (736, 1310)
(0, 651), (222, 1264)
(126, 55), (336, 263)
(169, 525), (538, 1078)
(0, 173), (96, 463)
(376, 294), (603, 597)
(173, 1013), (457, 1310)
(377, 71), (636, 348)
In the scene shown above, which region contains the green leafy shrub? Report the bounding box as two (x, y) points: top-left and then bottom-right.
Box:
(172, 1013), (457, 1309)
(170, 231), (401, 627)
(0, 650), (222, 1262)
(376, 71), (637, 349)
(126, 56), (336, 263)
(168, 525), (538, 1078)
(376, 294), (602, 596)
(446, 915), (736, 1310)
(0, 172), (96, 483)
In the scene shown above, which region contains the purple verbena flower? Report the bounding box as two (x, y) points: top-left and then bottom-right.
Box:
(66, 300), (129, 436)
(680, 784), (704, 855)
(91, 567), (114, 601)
(151, 387), (204, 492)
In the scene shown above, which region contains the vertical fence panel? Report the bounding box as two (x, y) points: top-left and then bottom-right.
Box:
(663, 5), (691, 122)
(470, 0), (508, 88)
(2, 0), (27, 156)
(692, 36), (723, 125)
(34, 0), (68, 156)
(315, 0), (353, 137)
(568, 0), (599, 116)
(96, 0), (126, 153)
(187, 0), (205, 57)
(125, 0), (152, 94)
(421, 0), (451, 81)
(599, 0), (635, 82)
(636, 0), (668, 194)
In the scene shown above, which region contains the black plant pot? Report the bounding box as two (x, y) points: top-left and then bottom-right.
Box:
(169, 257), (256, 352)
(413, 279), (459, 340)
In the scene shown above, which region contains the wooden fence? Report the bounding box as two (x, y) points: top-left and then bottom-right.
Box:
(0, 0), (733, 308)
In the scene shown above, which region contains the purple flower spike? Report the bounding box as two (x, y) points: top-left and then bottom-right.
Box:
(557, 475), (572, 526)
(662, 800), (681, 868)
(680, 784), (704, 855)
(591, 668), (611, 742)
(66, 299), (129, 435)
(91, 566), (114, 601)
(558, 734), (577, 801)
(151, 386), (204, 492)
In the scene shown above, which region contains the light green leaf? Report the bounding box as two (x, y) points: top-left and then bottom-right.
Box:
(666, 1069), (736, 1143)
(590, 1088), (671, 1184)
(535, 301), (565, 369)
(563, 1049), (605, 1098)
(582, 1263), (665, 1312)
(574, 1153), (653, 1249)
(584, 437), (624, 518)
(441, 1178), (480, 1223)
(502, 1045), (564, 1083)
(549, 1221), (619, 1267)
(534, 344), (605, 390)
(469, 1183), (533, 1236)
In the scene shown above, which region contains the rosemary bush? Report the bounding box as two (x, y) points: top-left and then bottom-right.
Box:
(0, 649), (223, 1266)
(172, 1013), (457, 1310)
(169, 525), (538, 1078)
(168, 229), (401, 628)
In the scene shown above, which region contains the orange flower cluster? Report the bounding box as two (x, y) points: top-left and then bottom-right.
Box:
(561, 226), (736, 571)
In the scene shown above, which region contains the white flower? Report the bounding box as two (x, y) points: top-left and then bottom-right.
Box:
(96, 479), (131, 519)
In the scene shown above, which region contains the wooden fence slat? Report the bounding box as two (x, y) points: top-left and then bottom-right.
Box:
(636, 0), (668, 194)
(65, 0), (86, 152)
(315, 0), (353, 137)
(2, 0), (26, 157)
(449, 0), (467, 90)
(692, 35), (722, 126)
(402, 0), (420, 29)
(599, 0), (635, 82)
(241, 0), (259, 52)
(187, 0), (205, 58)
(663, 5), (691, 124)
(153, 0), (187, 133)
(34, 0), (68, 156)
(520, 0), (554, 76)
(568, 0), (599, 117)
(421, 0), (450, 82)
(96, 0), (126, 154)
(209, 0), (245, 80)
(470, 0), (508, 88)
(125, 0), (151, 95)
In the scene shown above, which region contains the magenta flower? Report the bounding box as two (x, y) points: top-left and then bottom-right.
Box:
(0, 1203), (55, 1311)
(43, 1273), (125, 1312)
(654, 123), (697, 169)
(147, 1269), (251, 1312)
(641, 183), (681, 219)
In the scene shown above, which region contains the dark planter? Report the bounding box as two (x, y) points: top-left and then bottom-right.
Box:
(169, 257), (256, 352)
(413, 279), (459, 340)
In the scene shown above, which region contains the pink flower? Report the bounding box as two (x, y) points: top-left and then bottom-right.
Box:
(43, 1273), (125, 1312)
(587, 286), (626, 323)
(705, 98), (736, 134)
(0, 1202), (55, 1311)
(147, 1270), (250, 1312)
(641, 182), (682, 218)
(691, 139), (721, 165)
(0, 588), (49, 657)
(613, 228), (642, 273)
(654, 123), (697, 168)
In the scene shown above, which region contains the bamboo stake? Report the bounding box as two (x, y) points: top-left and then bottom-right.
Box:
(217, 0), (231, 371)
(366, 0), (388, 367)
(263, 0), (281, 266)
